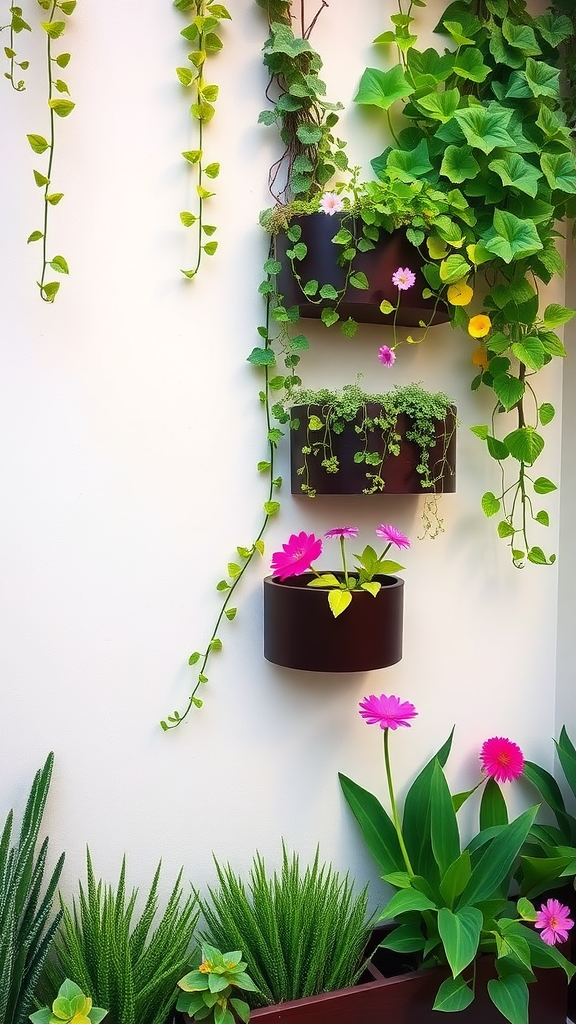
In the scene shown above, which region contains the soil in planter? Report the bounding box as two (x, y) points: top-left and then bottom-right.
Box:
(275, 214), (450, 327)
(290, 403), (457, 496)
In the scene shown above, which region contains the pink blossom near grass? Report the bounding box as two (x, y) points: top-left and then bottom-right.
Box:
(319, 192), (344, 215)
(479, 736), (525, 783)
(324, 527), (359, 539)
(392, 267), (416, 290)
(359, 694), (418, 730)
(378, 345), (396, 367)
(375, 524), (411, 549)
(270, 532), (322, 580)
(535, 899), (574, 945)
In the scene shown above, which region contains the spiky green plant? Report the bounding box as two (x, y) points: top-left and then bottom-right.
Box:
(0, 751), (64, 1024)
(47, 851), (199, 1024)
(199, 846), (372, 1007)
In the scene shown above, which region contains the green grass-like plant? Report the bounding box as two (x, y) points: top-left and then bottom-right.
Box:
(47, 851), (198, 1024)
(199, 845), (372, 1007)
(0, 751), (65, 1024)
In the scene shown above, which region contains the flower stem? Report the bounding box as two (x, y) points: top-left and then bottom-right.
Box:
(384, 729), (414, 876)
(340, 534), (350, 587)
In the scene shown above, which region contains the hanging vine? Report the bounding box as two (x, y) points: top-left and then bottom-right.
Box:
(26, 0), (76, 302)
(174, 0), (229, 280)
(1, 5), (30, 90)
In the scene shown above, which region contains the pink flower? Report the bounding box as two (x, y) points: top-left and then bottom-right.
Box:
(480, 737), (524, 783)
(359, 694), (418, 730)
(535, 899), (574, 946)
(325, 527), (359, 539)
(375, 524), (411, 550)
(319, 192), (344, 216)
(392, 267), (416, 291)
(270, 532), (322, 580)
(378, 345), (396, 367)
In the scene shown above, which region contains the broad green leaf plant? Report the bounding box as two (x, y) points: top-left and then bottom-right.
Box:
(176, 943), (258, 1024)
(29, 978), (107, 1024)
(174, 0), (230, 279)
(339, 704), (575, 1023)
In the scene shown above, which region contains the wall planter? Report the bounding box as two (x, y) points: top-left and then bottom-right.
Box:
(177, 939), (568, 1024)
(263, 573), (403, 672)
(275, 215), (450, 327)
(290, 402), (457, 496)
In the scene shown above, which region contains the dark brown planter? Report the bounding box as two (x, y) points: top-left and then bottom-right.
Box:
(263, 573), (403, 672)
(275, 214), (450, 327)
(247, 952), (568, 1024)
(290, 403), (457, 496)
(176, 941), (568, 1024)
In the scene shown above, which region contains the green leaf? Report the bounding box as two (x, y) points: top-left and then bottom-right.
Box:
(525, 57), (560, 98)
(354, 64), (413, 110)
(295, 123), (322, 145)
(433, 976), (474, 1012)
(27, 133), (50, 154)
(205, 162), (220, 178)
(492, 374), (525, 412)
(498, 521), (515, 539)
(417, 88), (460, 123)
(246, 347), (275, 366)
(481, 491), (500, 517)
(430, 761), (460, 877)
(180, 211), (196, 227)
(439, 851), (472, 908)
(440, 145), (480, 183)
(227, 563), (241, 579)
(349, 272), (369, 290)
(55, 52), (71, 67)
(386, 139), (432, 180)
(182, 149), (202, 164)
(487, 974), (528, 1024)
(41, 281), (60, 301)
(488, 153), (542, 198)
(439, 254), (471, 284)
(41, 19), (66, 37)
(454, 105), (514, 154)
(438, 906), (482, 977)
(452, 47), (490, 82)
(338, 773), (404, 875)
(33, 170), (50, 187)
(542, 303), (575, 329)
(321, 308), (339, 328)
(27, 230), (44, 243)
(46, 193), (64, 205)
(379, 923), (426, 952)
(503, 426), (544, 465)
(533, 477), (556, 494)
(486, 435), (510, 461)
(482, 209), (543, 263)
(203, 241), (218, 255)
(511, 337), (545, 372)
(48, 98), (75, 117)
(176, 66), (194, 86)
(379, 887), (437, 920)
(459, 806), (538, 906)
(225, 607), (237, 620)
(49, 255), (69, 274)
(480, 777), (508, 829)
(264, 501), (280, 516)
(328, 589), (352, 617)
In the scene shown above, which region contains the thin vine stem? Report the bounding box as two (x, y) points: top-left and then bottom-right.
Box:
(383, 729), (414, 877)
(38, 1), (57, 300)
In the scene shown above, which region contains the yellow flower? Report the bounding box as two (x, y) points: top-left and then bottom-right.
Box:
(471, 346), (489, 370)
(468, 314), (492, 338)
(447, 278), (474, 306)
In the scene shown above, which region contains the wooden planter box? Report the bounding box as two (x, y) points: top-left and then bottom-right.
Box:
(177, 944), (567, 1024)
(290, 403), (457, 496)
(275, 215), (450, 328)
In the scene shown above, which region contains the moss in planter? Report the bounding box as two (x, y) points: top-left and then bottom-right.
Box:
(288, 381), (456, 496)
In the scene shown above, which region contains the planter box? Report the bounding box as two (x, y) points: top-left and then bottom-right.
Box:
(275, 215), (450, 328)
(247, 951), (568, 1024)
(290, 403), (457, 496)
(263, 573), (403, 672)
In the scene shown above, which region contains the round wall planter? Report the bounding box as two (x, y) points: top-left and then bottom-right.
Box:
(275, 214), (450, 327)
(290, 403), (457, 495)
(263, 573), (404, 672)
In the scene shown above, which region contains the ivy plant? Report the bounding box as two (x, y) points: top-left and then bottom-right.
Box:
(175, 0), (230, 279)
(26, 0), (76, 302)
(1, 4), (30, 90)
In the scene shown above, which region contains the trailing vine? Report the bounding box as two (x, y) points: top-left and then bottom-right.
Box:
(2, 5), (30, 90)
(174, 0), (229, 280)
(27, 0), (76, 302)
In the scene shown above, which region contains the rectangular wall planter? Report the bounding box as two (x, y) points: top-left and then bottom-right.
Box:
(247, 947), (568, 1024)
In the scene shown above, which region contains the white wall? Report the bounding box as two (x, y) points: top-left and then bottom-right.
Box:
(0, 0), (569, 912)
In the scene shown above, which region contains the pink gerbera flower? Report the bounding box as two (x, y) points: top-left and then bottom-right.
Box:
(480, 737), (524, 783)
(535, 899), (574, 946)
(378, 345), (396, 367)
(392, 267), (416, 291)
(319, 192), (344, 216)
(375, 524), (411, 550)
(270, 531), (322, 580)
(359, 694), (418, 730)
(325, 527), (359, 539)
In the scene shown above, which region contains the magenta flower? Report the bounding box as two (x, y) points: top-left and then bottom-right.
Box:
(325, 527), (359, 539)
(359, 694), (418, 730)
(480, 737), (524, 783)
(319, 192), (344, 216)
(535, 899), (574, 946)
(392, 267), (416, 291)
(378, 345), (396, 367)
(375, 524), (411, 550)
(270, 532), (322, 580)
